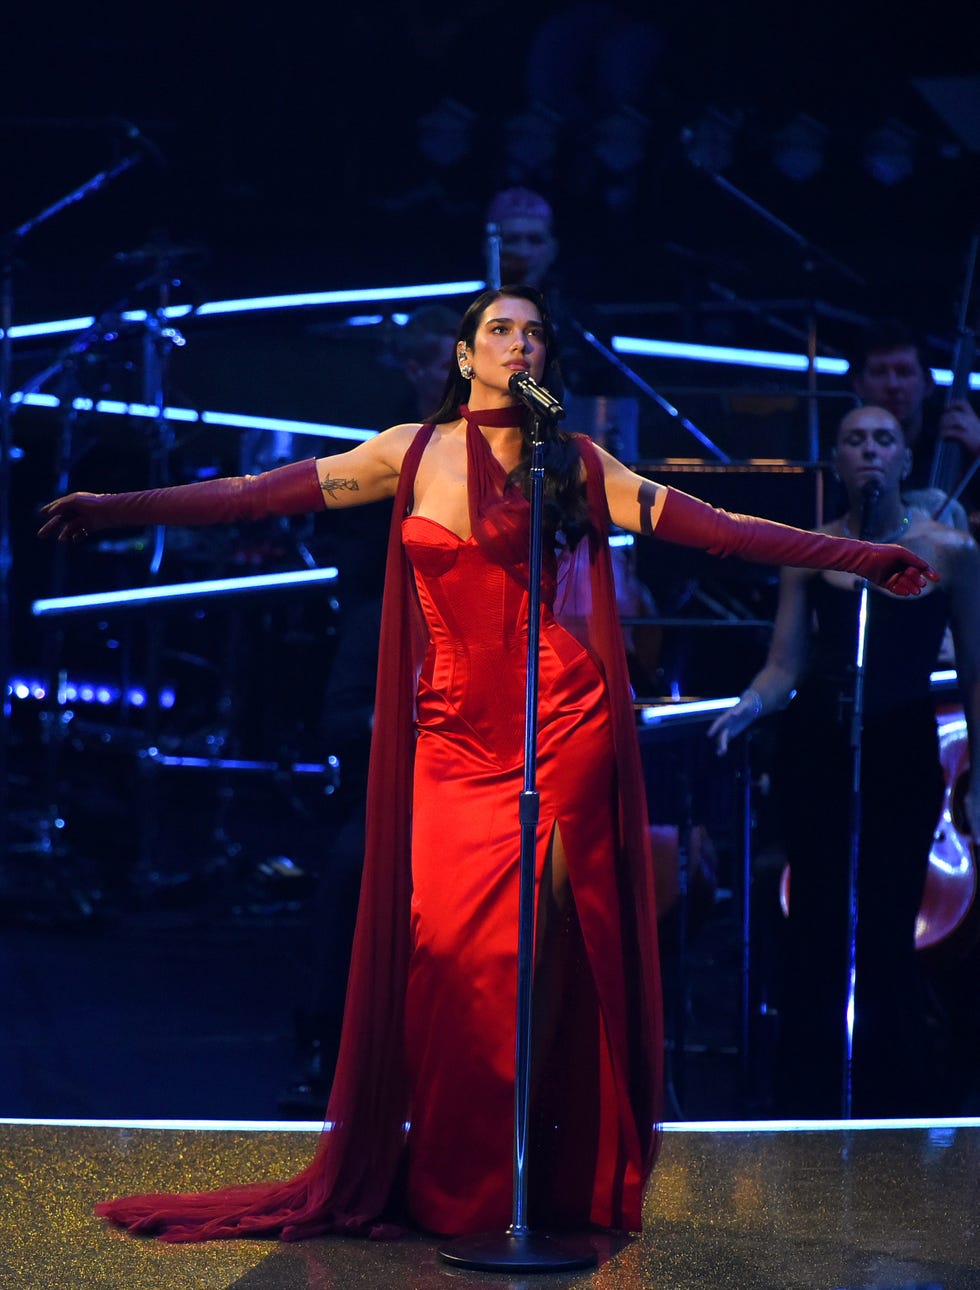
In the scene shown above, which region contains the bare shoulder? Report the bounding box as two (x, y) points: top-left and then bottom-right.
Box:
(319, 421), (422, 470)
(370, 420), (427, 458)
(913, 516), (980, 582)
(311, 421), (426, 507)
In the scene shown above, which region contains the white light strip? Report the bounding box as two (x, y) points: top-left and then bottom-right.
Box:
(660, 1115), (980, 1133)
(613, 336), (850, 373)
(7, 315), (97, 339)
(5, 292), (978, 392)
(151, 755), (337, 774)
(32, 567), (338, 616)
(13, 392), (376, 442)
(198, 409), (373, 441)
(3, 1113), (976, 1133)
(639, 696), (739, 724)
(183, 280), (485, 317)
(611, 335), (980, 389)
(4, 280), (485, 339)
(0, 1118), (327, 1132)
(639, 671), (956, 725)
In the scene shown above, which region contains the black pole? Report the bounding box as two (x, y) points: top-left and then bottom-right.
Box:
(842, 484), (881, 1117)
(439, 408), (597, 1274)
(0, 148), (144, 870)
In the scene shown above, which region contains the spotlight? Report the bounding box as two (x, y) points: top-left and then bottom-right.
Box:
(683, 106), (743, 174)
(415, 98), (475, 168)
(864, 118), (917, 185)
(771, 113), (828, 181)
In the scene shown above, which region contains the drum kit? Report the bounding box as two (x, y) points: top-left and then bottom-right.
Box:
(2, 218), (340, 916)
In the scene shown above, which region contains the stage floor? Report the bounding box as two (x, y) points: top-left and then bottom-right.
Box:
(1, 1118), (976, 1290)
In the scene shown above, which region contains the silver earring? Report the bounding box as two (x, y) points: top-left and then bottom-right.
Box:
(460, 363), (474, 380)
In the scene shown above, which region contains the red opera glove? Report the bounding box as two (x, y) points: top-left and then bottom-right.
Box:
(654, 488), (938, 596)
(37, 458), (325, 542)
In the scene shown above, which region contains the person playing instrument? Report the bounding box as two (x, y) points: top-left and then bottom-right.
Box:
(848, 318), (980, 529)
(709, 404), (980, 1117)
(38, 288), (935, 1243)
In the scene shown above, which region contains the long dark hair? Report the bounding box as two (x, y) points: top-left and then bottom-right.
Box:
(428, 284), (591, 549)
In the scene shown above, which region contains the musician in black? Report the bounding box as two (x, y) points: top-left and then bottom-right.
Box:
(709, 403), (980, 1117)
(848, 319), (980, 530)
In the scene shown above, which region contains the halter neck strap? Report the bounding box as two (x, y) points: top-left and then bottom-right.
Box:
(459, 403), (522, 429)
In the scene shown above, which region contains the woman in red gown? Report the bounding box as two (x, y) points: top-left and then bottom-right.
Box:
(38, 287), (935, 1242)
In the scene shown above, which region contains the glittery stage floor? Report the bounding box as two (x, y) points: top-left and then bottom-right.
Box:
(1, 1118), (977, 1290)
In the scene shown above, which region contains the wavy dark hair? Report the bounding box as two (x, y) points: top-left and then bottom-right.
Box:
(426, 284), (592, 549)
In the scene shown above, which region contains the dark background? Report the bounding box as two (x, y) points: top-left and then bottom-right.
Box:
(3, 4), (978, 328)
(2, 3), (978, 1122)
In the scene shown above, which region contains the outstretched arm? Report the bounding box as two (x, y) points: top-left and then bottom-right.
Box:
(594, 445), (938, 596)
(37, 424), (417, 542)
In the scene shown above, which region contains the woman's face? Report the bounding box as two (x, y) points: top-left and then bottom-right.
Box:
(834, 405), (910, 497)
(464, 294), (548, 395)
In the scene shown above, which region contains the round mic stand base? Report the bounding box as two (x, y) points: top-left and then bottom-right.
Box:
(437, 1229), (598, 1273)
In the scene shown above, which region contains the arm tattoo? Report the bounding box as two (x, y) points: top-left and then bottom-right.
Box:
(319, 473), (361, 501)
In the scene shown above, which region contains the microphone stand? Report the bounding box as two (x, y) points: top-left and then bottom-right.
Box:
(1, 146), (144, 870)
(843, 577), (870, 1119)
(569, 317), (731, 462)
(841, 485), (879, 1117)
(684, 157), (865, 474)
(439, 405), (597, 1274)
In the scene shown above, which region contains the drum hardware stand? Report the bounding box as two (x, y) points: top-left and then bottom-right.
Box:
(16, 292), (183, 906)
(439, 395), (597, 1274)
(129, 258), (188, 898)
(5, 313), (154, 920)
(735, 731), (757, 1106)
(682, 153), (865, 490)
(663, 767), (695, 1119)
(637, 699), (759, 1116)
(569, 316), (731, 463)
(1, 141), (150, 875)
(23, 362), (103, 921)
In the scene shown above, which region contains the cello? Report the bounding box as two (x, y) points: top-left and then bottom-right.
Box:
(779, 691), (977, 953)
(917, 699), (978, 953)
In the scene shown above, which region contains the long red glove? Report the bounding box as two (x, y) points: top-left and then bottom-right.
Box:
(37, 458), (325, 542)
(655, 487), (937, 596)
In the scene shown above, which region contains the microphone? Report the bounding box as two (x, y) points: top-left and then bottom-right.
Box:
(859, 478), (882, 540)
(508, 371), (566, 421)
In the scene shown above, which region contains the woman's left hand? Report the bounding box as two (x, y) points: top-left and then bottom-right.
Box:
(860, 545), (939, 596)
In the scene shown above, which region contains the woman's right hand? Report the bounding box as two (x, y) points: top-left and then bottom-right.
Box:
(37, 493), (105, 543)
(707, 689), (762, 755)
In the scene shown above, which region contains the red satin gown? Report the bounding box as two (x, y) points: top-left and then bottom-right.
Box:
(92, 418), (662, 1243)
(404, 512), (635, 1231)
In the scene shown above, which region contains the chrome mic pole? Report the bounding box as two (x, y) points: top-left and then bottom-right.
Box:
(439, 391), (596, 1274)
(842, 479), (880, 1117)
